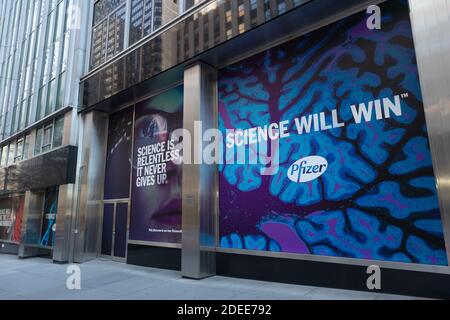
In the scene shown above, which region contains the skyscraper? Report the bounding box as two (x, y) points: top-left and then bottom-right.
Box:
(0, 0), (90, 261)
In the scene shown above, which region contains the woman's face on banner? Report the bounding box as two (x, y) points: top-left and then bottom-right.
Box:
(135, 112), (182, 228)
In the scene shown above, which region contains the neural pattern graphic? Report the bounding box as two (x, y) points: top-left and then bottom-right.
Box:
(218, 0), (448, 265)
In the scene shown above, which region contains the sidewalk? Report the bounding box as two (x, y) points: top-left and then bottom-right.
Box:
(0, 254), (425, 300)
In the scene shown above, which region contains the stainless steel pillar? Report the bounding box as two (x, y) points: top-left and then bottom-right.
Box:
(72, 110), (109, 263)
(409, 0), (450, 261)
(18, 191), (44, 258)
(182, 62), (218, 279)
(53, 184), (76, 263)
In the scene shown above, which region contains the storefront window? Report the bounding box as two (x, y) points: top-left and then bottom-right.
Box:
(0, 195), (25, 243)
(104, 107), (133, 200)
(39, 187), (59, 247)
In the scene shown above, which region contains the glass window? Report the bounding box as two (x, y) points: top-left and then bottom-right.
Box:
(90, 0), (185, 70)
(54, 2), (66, 41)
(106, 5), (126, 59)
(35, 127), (43, 155)
(53, 116), (64, 148)
(46, 78), (57, 116)
(42, 124), (53, 153)
(23, 134), (31, 160)
(143, 0), (154, 34)
(56, 72), (66, 110)
(91, 19), (108, 68)
(19, 99), (28, 130)
(153, 0), (162, 29)
(12, 105), (20, 134)
(24, 97), (33, 128)
(41, 12), (56, 86)
(61, 31), (70, 72)
(130, 0), (144, 45)
(37, 85), (48, 121)
(34, 116), (64, 156)
(93, 0), (126, 25)
(7, 143), (15, 165)
(129, 0), (180, 46)
(0, 145), (8, 167)
(50, 39), (60, 80)
(15, 137), (24, 162)
(91, 1), (126, 68)
(39, 186), (59, 247)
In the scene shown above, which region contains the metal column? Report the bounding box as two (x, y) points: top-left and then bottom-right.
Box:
(53, 184), (76, 263)
(409, 0), (450, 262)
(72, 110), (109, 263)
(182, 62), (218, 279)
(18, 191), (44, 259)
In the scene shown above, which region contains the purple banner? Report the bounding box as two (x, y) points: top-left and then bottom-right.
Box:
(129, 85), (183, 243)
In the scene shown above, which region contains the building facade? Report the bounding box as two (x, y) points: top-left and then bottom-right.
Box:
(1, 0), (450, 298)
(0, 0), (90, 262)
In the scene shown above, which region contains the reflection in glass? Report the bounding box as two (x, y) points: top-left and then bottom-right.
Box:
(83, 0), (303, 109)
(91, 19), (108, 68)
(91, 2), (127, 68)
(40, 187), (59, 247)
(94, 0), (126, 25)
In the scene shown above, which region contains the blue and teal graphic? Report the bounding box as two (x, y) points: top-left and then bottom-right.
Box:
(40, 188), (59, 247)
(218, 0), (448, 266)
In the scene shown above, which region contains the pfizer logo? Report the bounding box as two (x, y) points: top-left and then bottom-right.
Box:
(288, 156), (328, 183)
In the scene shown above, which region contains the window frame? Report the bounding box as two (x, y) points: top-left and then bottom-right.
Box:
(14, 136), (25, 163)
(41, 122), (54, 153)
(34, 115), (65, 156)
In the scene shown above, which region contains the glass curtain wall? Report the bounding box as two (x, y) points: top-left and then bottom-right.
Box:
(0, 0), (71, 141)
(90, 0), (193, 70)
